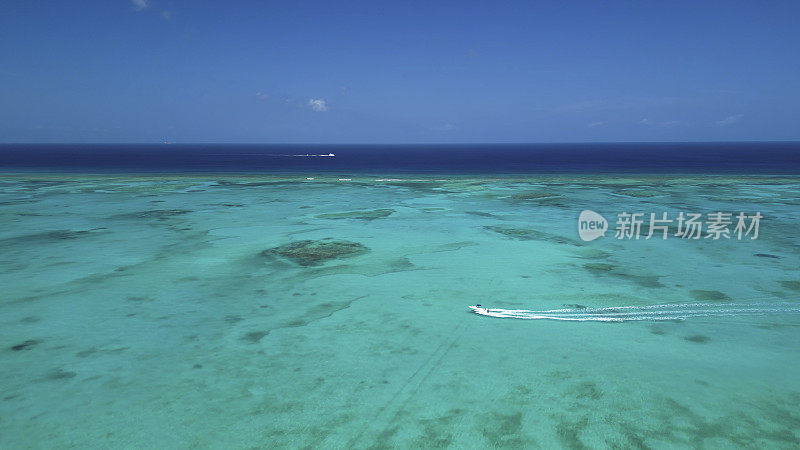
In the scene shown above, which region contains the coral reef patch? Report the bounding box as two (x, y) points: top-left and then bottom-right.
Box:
(263, 239), (369, 266)
(690, 290), (731, 302)
(484, 225), (582, 246)
(315, 209), (394, 220)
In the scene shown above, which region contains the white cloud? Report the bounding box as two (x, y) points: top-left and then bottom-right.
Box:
(131, 0), (149, 11)
(308, 98), (328, 112)
(464, 49), (481, 58)
(639, 118), (679, 127)
(556, 100), (606, 113)
(255, 92), (269, 101)
(161, 10), (173, 20)
(716, 114), (744, 126)
(587, 121), (606, 128)
(433, 122), (455, 132)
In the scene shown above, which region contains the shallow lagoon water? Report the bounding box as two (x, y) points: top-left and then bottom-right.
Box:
(1, 174), (799, 448)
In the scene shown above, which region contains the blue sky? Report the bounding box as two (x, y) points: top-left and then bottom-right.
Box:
(1, 0), (799, 143)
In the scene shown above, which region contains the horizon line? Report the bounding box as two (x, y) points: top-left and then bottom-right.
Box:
(2, 140), (800, 146)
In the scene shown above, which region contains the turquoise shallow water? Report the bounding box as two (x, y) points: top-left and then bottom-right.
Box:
(1, 174), (799, 448)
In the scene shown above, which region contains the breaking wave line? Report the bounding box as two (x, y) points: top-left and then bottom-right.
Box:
(470, 302), (800, 322)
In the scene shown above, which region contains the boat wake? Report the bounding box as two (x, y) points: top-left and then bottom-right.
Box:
(468, 302), (800, 322)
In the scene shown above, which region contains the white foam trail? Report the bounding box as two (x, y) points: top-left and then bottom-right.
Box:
(470, 302), (800, 322)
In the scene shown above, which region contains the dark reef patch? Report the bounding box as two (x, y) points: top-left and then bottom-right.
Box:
(0, 198), (39, 206)
(114, 209), (192, 220)
(413, 409), (461, 448)
(575, 381), (603, 400)
(388, 257), (415, 270)
(690, 290), (731, 302)
(509, 191), (558, 200)
(623, 274), (663, 288)
(433, 241), (476, 252)
(631, 396), (800, 447)
(465, 211), (496, 217)
(779, 280), (800, 291)
(582, 262), (664, 288)
(242, 331), (269, 343)
(612, 188), (662, 198)
(75, 348), (97, 358)
(263, 239), (369, 266)
(569, 248), (611, 259)
(583, 263), (614, 273)
(555, 415), (589, 449)
(484, 225), (582, 246)
(42, 369), (77, 381)
(683, 334), (711, 343)
(481, 411), (529, 447)
(39, 230), (93, 240)
(0, 229), (98, 246)
(10, 339), (41, 351)
(754, 253), (780, 259)
(506, 192), (567, 207)
(284, 299), (359, 328)
(315, 209), (394, 221)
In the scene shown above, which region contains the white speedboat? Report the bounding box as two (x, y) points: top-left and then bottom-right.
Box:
(469, 305), (489, 315)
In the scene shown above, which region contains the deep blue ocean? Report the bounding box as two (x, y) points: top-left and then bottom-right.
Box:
(1, 142), (799, 173)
